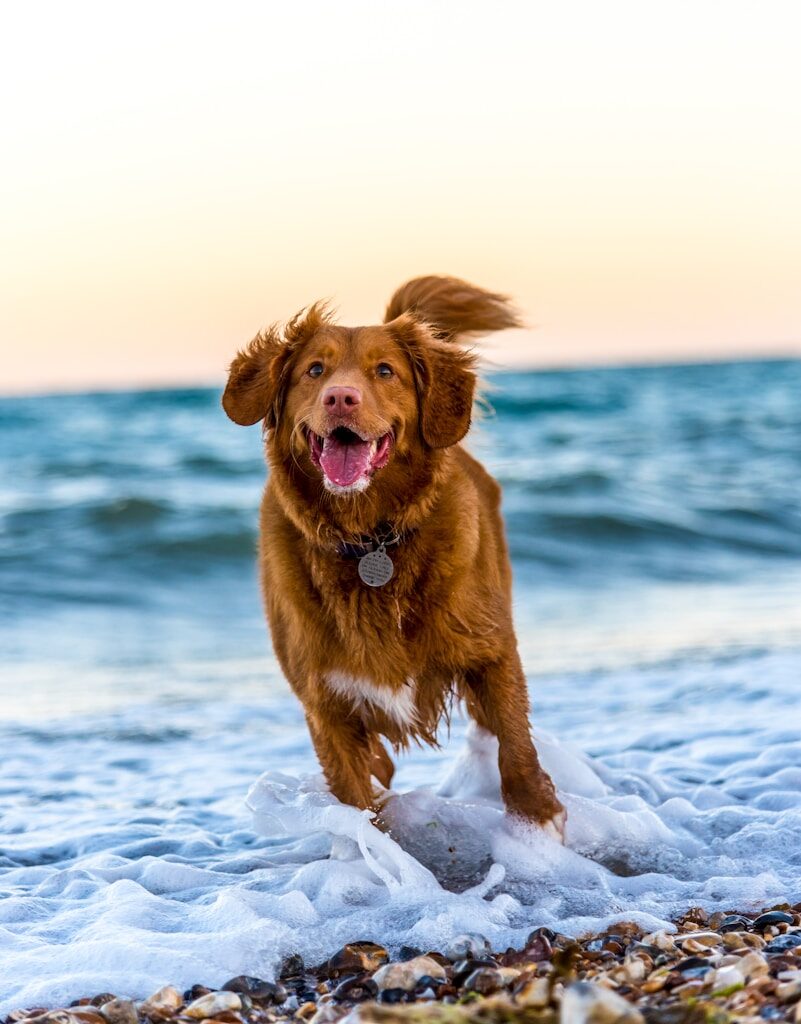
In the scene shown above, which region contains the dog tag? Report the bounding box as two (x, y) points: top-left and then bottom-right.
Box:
(358, 546), (394, 587)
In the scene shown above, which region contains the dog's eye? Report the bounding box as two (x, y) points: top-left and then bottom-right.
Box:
(376, 363), (394, 379)
(308, 362), (324, 378)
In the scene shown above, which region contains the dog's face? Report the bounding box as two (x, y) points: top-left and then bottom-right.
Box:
(223, 308), (477, 496)
(285, 324), (418, 494)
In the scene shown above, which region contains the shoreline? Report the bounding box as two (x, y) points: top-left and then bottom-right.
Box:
(6, 904), (800, 1024)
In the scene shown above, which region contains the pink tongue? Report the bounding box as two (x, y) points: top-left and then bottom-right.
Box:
(320, 435), (373, 487)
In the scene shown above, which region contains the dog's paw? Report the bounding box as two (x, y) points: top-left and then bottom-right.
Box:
(540, 806), (567, 844)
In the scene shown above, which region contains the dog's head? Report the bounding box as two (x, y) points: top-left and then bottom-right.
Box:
(223, 277), (519, 497)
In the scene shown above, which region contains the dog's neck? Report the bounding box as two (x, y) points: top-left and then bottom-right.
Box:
(267, 443), (452, 551)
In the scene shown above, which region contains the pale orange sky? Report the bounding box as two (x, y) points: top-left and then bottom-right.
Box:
(2, 1), (800, 394)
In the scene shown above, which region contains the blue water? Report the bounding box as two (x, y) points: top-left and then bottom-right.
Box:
(1, 359), (800, 1010)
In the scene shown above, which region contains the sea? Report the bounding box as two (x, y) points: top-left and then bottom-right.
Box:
(1, 358), (800, 1011)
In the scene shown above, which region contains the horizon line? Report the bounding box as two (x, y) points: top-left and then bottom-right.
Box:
(2, 351), (799, 401)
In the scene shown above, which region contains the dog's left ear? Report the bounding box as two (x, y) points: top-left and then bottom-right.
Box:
(391, 316), (477, 448)
(418, 340), (477, 448)
(222, 327), (289, 427)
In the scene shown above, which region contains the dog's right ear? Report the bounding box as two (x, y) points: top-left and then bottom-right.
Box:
(222, 327), (289, 427)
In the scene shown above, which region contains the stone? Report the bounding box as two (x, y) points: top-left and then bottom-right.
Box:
(642, 931), (677, 953)
(718, 915), (751, 933)
(709, 964), (744, 992)
(678, 932), (721, 950)
(515, 975), (551, 1007)
(463, 968), (503, 994)
(279, 954), (305, 978)
(776, 973), (801, 1002)
(738, 950), (770, 979)
(98, 1000), (138, 1024)
(373, 955), (446, 992)
(560, 982), (643, 1024)
(452, 957), (499, 986)
(183, 992), (242, 1019)
(445, 934), (491, 961)
(765, 934), (801, 953)
(139, 987), (183, 1021)
(222, 977), (285, 1004)
(722, 930), (765, 950)
(331, 976), (377, 1003)
(323, 942), (388, 976)
(754, 912), (795, 930)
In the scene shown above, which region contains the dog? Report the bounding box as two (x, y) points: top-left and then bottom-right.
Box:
(222, 276), (565, 837)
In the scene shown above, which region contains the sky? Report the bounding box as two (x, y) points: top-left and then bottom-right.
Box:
(1, 0), (800, 393)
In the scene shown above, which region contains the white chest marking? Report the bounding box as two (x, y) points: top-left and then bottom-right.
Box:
(326, 672), (418, 728)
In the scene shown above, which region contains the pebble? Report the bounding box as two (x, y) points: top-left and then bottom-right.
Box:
(560, 981), (644, 1024)
(719, 914), (751, 933)
(138, 987), (183, 1021)
(463, 968), (503, 995)
(776, 973), (801, 1002)
(323, 942), (388, 976)
(183, 992), (241, 1019)
(709, 964), (745, 991)
(765, 933), (801, 953)
(754, 911), (795, 930)
(515, 975), (551, 1007)
(738, 950), (770, 980)
(222, 976), (285, 1003)
(445, 933), (491, 961)
(372, 955), (446, 992)
(98, 1000), (137, 1024)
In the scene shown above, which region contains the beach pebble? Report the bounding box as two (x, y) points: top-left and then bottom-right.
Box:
(139, 987), (183, 1020)
(323, 942), (388, 976)
(183, 991), (241, 1018)
(722, 930), (765, 951)
(642, 930), (677, 952)
(515, 975), (551, 1007)
(709, 964), (744, 991)
(738, 950), (770, 980)
(98, 1000), (137, 1024)
(765, 934), (801, 953)
(718, 915), (750, 933)
(678, 931), (721, 950)
(222, 976), (285, 1003)
(445, 934), (491, 961)
(373, 955), (446, 992)
(560, 982), (643, 1024)
(776, 973), (801, 1002)
(27, 1014), (107, 1024)
(754, 912), (795, 930)
(331, 976), (377, 1003)
(463, 968), (503, 995)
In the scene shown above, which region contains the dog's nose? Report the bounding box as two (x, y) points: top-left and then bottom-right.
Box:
(322, 386), (362, 415)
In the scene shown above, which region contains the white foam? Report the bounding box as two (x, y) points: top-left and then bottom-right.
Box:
(1, 649), (800, 1013)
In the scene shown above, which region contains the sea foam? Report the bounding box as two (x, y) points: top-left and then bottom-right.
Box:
(2, 698), (799, 1015)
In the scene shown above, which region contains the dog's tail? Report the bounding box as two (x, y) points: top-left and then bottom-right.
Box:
(384, 275), (522, 342)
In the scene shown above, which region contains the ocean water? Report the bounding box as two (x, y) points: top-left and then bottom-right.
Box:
(1, 359), (800, 1011)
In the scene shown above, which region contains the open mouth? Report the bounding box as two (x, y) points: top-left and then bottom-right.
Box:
(308, 426), (393, 490)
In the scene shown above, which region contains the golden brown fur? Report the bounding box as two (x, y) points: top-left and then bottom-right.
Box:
(222, 276), (565, 833)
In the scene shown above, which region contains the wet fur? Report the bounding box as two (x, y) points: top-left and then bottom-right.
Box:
(223, 276), (565, 828)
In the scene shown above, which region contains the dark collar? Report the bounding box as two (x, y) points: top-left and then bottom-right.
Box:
(337, 521), (403, 559)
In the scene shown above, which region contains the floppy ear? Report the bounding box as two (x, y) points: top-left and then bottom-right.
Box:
(391, 315), (477, 448)
(419, 341), (477, 448)
(222, 326), (289, 427)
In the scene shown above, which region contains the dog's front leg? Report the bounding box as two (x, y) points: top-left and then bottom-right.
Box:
(305, 703), (377, 812)
(464, 655), (566, 839)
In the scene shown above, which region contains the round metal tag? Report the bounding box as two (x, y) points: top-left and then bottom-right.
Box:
(358, 549), (394, 587)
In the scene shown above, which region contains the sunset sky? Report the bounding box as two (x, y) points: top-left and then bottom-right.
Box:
(2, 1), (800, 393)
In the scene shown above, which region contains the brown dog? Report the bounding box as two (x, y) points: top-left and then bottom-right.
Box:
(223, 276), (565, 837)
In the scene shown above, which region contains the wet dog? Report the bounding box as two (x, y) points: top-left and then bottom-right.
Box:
(222, 276), (565, 836)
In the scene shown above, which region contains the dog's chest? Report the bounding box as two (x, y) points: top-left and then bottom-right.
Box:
(325, 671), (418, 729)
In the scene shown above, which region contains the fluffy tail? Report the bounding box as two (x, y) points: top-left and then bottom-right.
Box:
(384, 275), (522, 342)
